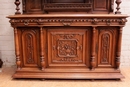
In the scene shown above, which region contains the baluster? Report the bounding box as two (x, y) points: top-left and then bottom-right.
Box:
(91, 27), (96, 70)
(14, 0), (21, 14)
(40, 27), (45, 70)
(115, 0), (122, 14)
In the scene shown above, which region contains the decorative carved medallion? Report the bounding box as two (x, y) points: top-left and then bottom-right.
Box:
(57, 39), (78, 58)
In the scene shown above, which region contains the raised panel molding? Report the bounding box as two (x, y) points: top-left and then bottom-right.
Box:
(21, 29), (40, 67)
(48, 28), (89, 66)
(97, 27), (117, 67)
(94, 0), (108, 11)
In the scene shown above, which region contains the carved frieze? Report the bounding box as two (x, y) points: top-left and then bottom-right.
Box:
(9, 18), (127, 27)
(44, 3), (92, 10)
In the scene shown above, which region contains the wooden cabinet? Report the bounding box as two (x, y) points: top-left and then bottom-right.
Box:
(7, 0), (128, 79)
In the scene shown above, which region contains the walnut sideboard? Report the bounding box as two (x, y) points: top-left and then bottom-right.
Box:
(7, 0), (128, 79)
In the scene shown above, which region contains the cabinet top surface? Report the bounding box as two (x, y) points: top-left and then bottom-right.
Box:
(7, 14), (129, 18)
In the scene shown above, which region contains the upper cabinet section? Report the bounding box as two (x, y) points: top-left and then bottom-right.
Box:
(19, 0), (115, 14)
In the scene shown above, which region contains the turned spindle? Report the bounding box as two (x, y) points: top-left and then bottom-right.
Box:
(14, 0), (21, 14)
(91, 27), (96, 70)
(115, 0), (122, 14)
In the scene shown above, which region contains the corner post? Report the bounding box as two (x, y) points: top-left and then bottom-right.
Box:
(40, 27), (46, 70)
(116, 27), (123, 69)
(91, 27), (96, 70)
(14, 28), (21, 70)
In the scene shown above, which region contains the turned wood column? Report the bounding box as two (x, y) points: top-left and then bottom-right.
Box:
(91, 27), (96, 70)
(14, 28), (21, 70)
(115, 0), (122, 14)
(40, 27), (46, 70)
(116, 27), (123, 69)
(14, 0), (21, 14)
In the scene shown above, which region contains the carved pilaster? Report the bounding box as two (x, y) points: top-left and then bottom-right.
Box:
(116, 27), (123, 69)
(40, 27), (45, 70)
(115, 0), (122, 14)
(91, 27), (96, 70)
(14, 0), (21, 14)
(14, 28), (21, 70)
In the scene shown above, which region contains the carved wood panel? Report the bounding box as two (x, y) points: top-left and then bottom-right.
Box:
(24, 0), (43, 13)
(93, 0), (109, 12)
(48, 28), (90, 66)
(19, 28), (40, 67)
(97, 27), (117, 67)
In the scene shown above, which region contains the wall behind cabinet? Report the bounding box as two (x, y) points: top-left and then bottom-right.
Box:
(0, 0), (130, 67)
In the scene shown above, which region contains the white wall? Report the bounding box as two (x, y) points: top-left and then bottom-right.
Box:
(0, 0), (130, 67)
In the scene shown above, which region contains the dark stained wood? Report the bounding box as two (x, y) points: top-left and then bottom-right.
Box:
(7, 0), (128, 79)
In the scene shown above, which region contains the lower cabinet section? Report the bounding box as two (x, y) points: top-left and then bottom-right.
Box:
(12, 26), (124, 79)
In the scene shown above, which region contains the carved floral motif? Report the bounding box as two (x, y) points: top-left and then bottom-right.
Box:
(57, 40), (78, 58)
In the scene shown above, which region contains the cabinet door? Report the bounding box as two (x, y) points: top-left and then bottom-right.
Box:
(18, 28), (40, 68)
(97, 27), (117, 68)
(47, 27), (90, 67)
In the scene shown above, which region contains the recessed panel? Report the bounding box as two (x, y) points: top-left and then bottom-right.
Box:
(48, 28), (90, 67)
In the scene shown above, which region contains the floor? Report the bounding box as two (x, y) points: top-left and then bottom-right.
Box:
(0, 67), (130, 87)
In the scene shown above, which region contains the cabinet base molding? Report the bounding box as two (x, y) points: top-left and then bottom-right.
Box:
(13, 72), (124, 79)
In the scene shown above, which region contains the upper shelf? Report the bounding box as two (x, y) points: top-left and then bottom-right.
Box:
(14, 0), (122, 15)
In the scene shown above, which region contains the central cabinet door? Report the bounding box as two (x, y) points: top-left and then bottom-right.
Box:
(47, 27), (91, 67)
